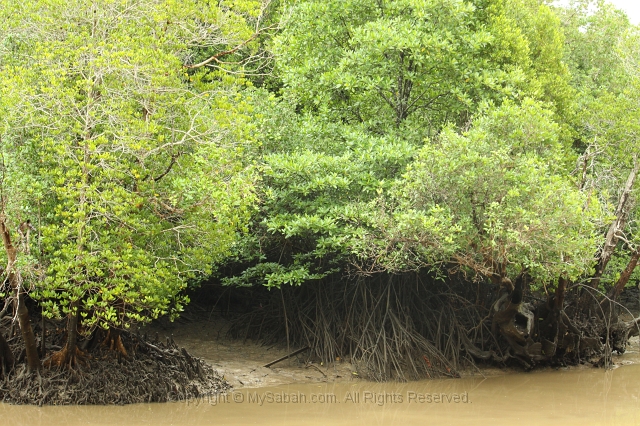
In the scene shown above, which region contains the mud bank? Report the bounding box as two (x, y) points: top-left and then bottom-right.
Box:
(0, 329), (230, 405)
(143, 311), (361, 389)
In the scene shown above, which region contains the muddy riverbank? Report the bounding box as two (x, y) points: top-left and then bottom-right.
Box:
(142, 302), (640, 390)
(142, 308), (361, 389)
(2, 289), (638, 406)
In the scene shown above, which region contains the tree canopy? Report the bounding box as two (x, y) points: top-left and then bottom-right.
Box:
(1, 0), (640, 378)
(1, 0), (264, 367)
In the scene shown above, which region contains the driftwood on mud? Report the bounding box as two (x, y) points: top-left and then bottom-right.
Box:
(264, 346), (310, 368)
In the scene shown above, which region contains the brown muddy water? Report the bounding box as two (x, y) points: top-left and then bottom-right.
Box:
(2, 360), (640, 426)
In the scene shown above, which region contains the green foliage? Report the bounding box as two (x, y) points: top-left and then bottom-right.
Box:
(561, 0), (634, 98)
(223, 0), (587, 289)
(275, 0), (574, 136)
(561, 2), (640, 290)
(278, 0), (497, 135)
(3, 0), (640, 320)
(226, 125), (418, 287)
(393, 100), (600, 283)
(0, 0), (257, 330)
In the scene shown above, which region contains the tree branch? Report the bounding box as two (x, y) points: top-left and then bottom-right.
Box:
(184, 24), (277, 69)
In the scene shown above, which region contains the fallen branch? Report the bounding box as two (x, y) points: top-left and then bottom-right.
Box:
(263, 346), (310, 368)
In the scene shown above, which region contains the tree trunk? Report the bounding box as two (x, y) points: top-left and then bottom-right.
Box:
(65, 300), (80, 365)
(40, 313), (46, 356)
(14, 288), (41, 371)
(0, 328), (14, 376)
(44, 301), (82, 368)
(0, 220), (41, 372)
(555, 276), (568, 310)
(591, 160), (639, 289)
(608, 250), (640, 300)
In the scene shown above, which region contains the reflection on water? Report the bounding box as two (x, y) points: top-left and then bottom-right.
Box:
(2, 364), (640, 426)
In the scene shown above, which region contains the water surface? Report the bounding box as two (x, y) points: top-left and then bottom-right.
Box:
(3, 362), (640, 426)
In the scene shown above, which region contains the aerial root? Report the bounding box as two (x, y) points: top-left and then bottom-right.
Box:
(227, 273), (629, 378)
(1, 330), (229, 405)
(43, 345), (86, 369)
(101, 329), (128, 358)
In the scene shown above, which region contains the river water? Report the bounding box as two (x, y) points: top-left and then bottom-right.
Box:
(2, 362), (640, 426)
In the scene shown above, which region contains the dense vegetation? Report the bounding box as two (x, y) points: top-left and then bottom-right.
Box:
(1, 0), (639, 390)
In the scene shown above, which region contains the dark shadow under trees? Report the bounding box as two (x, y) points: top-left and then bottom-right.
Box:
(224, 270), (640, 381)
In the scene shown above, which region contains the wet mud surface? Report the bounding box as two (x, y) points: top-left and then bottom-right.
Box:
(143, 311), (363, 389)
